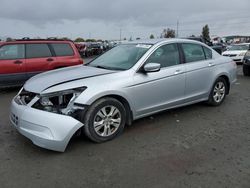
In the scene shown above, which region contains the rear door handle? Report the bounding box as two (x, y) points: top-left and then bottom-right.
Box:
(47, 58), (54, 62)
(13, 60), (23, 64)
(174, 70), (182, 75)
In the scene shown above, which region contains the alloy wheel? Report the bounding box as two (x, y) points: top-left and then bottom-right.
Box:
(213, 81), (226, 103)
(93, 105), (121, 137)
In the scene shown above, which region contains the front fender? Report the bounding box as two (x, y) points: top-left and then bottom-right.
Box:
(74, 89), (136, 114)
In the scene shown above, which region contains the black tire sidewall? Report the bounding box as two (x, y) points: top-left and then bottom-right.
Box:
(83, 98), (126, 142)
(243, 64), (250, 76)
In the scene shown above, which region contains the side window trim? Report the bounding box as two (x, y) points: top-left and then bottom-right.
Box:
(0, 44), (25, 60)
(47, 43), (56, 57)
(202, 46), (207, 60)
(146, 43), (181, 69)
(181, 43), (206, 64)
(25, 44), (27, 59)
(51, 43), (75, 57)
(177, 43), (185, 64)
(25, 43), (52, 59)
(202, 46), (213, 60)
(137, 42), (183, 73)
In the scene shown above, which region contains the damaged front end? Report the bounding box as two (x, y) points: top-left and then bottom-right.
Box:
(14, 87), (88, 121)
(11, 87), (87, 152)
(32, 87), (87, 120)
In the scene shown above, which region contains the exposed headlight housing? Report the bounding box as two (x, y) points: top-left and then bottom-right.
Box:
(32, 87), (87, 116)
(245, 51), (250, 57)
(239, 52), (246, 56)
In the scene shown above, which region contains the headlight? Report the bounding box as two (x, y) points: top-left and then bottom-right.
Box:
(245, 51), (250, 57)
(32, 87), (86, 115)
(239, 52), (246, 56)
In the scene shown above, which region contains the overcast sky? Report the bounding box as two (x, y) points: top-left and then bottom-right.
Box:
(0, 0), (250, 40)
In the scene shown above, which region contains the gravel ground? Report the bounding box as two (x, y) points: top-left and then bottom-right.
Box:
(0, 65), (249, 188)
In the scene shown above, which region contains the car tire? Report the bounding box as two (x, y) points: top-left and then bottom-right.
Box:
(82, 97), (126, 143)
(207, 77), (228, 106)
(243, 64), (250, 76)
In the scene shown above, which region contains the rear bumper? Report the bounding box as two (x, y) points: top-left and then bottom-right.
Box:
(10, 99), (83, 152)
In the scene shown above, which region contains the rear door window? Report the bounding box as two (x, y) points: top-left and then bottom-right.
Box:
(51, 43), (74, 56)
(182, 43), (206, 63)
(26, 44), (52, 58)
(203, 46), (213, 59)
(0, 44), (25, 60)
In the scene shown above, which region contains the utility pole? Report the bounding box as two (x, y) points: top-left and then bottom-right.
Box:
(119, 28), (122, 41)
(177, 20), (179, 38)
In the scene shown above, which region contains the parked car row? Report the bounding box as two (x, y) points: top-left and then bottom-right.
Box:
(186, 37), (227, 54)
(243, 48), (250, 76)
(187, 38), (250, 77)
(75, 41), (116, 58)
(0, 39), (83, 88)
(222, 43), (250, 64)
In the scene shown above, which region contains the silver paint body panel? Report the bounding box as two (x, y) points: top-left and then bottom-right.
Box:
(10, 39), (237, 151)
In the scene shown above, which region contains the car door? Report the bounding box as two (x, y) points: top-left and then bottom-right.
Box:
(129, 43), (186, 118)
(25, 43), (54, 79)
(0, 44), (26, 87)
(181, 43), (215, 102)
(49, 43), (81, 67)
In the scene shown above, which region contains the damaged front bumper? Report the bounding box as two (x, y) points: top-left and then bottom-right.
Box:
(10, 97), (84, 152)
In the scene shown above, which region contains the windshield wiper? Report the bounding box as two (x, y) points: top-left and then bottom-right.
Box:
(92, 65), (125, 71)
(95, 65), (112, 70)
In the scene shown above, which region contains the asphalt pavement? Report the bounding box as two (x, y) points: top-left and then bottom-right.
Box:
(0, 65), (249, 188)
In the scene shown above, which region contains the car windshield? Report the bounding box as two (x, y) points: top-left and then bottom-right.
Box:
(228, 44), (249, 51)
(88, 44), (152, 70)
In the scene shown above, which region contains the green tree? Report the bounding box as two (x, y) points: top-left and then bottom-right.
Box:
(162, 28), (175, 38)
(6, 37), (13, 42)
(150, 34), (155, 39)
(74, 37), (85, 42)
(202, 24), (210, 41)
(85, 39), (96, 42)
(60, 37), (71, 41)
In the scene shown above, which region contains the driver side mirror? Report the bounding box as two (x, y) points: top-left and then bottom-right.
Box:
(143, 63), (161, 73)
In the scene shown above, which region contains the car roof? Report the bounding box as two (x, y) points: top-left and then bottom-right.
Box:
(232, 43), (250, 46)
(0, 39), (73, 45)
(123, 38), (205, 45)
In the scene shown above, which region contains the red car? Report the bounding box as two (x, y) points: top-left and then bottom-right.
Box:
(0, 39), (83, 88)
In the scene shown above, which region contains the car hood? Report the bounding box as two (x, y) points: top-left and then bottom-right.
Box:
(222, 50), (247, 55)
(24, 65), (115, 93)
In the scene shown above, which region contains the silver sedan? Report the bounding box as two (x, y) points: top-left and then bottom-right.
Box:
(10, 39), (237, 152)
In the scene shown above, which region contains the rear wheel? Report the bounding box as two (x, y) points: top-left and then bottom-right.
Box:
(83, 97), (126, 143)
(207, 77), (228, 106)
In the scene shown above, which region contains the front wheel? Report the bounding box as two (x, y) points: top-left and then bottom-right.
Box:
(243, 64), (250, 76)
(82, 97), (126, 143)
(207, 77), (228, 106)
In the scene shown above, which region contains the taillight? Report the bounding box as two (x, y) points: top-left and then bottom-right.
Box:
(79, 59), (84, 64)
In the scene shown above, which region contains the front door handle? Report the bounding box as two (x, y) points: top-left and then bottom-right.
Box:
(174, 70), (182, 75)
(13, 60), (23, 64)
(47, 58), (54, 62)
(208, 63), (215, 67)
